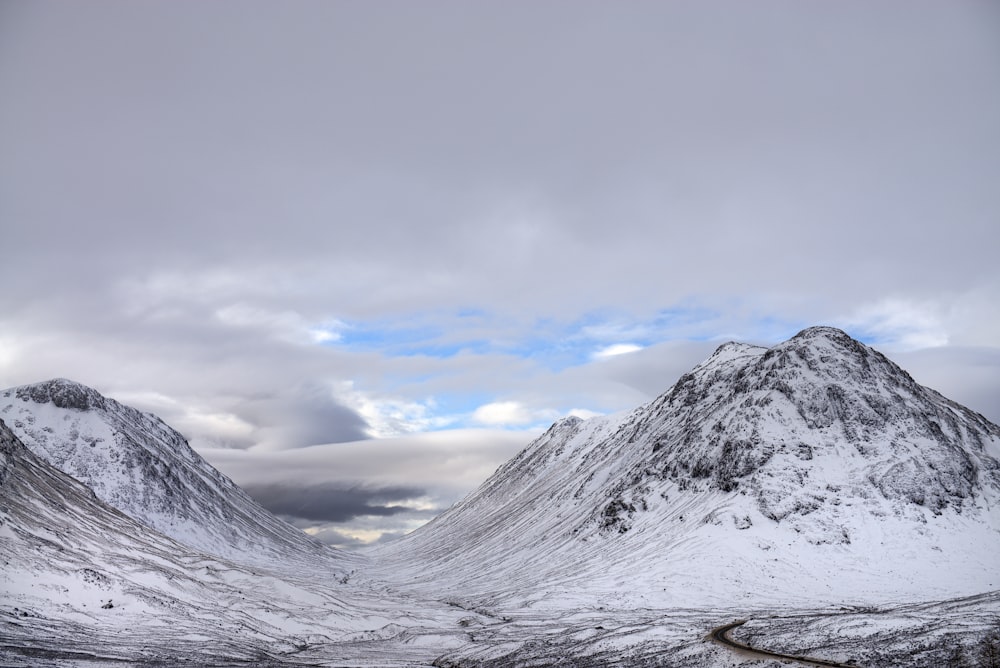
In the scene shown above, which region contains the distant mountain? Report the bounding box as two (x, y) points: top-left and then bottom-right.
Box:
(370, 327), (1000, 609)
(0, 378), (352, 573)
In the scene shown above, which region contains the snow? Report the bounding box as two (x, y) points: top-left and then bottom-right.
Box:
(0, 420), (474, 665)
(0, 378), (359, 575)
(3, 327), (999, 666)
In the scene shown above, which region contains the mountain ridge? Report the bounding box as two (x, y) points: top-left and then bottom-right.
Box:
(369, 326), (1000, 608)
(4, 326), (1000, 666)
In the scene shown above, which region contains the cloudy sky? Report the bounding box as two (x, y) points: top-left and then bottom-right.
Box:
(2, 1), (998, 548)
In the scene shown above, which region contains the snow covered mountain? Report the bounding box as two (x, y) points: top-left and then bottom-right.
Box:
(371, 327), (1000, 610)
(0, 378), (351, 572)
(5, 327), (1000, 666)
(0, 417), (476, 667)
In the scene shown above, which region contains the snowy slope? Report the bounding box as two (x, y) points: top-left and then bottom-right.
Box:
(0, 418), (479, 666)
(5, 327), (999, 667)
(0, 378), (353, 573)
(370, 327), (1000, 610)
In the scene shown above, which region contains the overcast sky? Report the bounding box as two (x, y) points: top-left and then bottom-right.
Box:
(2, 1), (998, 548)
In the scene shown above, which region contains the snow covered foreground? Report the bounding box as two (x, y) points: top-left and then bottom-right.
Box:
(2, 327), (999, 666)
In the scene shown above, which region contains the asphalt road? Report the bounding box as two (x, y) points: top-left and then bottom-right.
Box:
(710, 620), (861, 668)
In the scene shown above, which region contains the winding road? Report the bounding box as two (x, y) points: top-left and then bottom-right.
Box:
(710, 620), (861, 668)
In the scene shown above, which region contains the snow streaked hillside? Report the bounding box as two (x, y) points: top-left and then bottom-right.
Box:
(5, 327), (1000, 666)
(370, 327), (1000, 610)
(4, 406), (993, 668)
(0, 418), (477, 666)
(0, 378), (353, 573)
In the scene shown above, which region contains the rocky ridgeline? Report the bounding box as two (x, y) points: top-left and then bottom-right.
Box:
(613, 327), (1000, 522)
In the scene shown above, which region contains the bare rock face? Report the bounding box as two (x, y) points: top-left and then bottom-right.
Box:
(633, 326), (1000, 517)
(16, 378), (108, 411)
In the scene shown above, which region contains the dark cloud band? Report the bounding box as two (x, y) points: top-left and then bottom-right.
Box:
(242, 482), (428, 523)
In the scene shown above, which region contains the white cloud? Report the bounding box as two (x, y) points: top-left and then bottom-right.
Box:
(839, 299), (949, 351)
(335, 381), (456, 437)
(471, 401), (536, 426)
(591, 343), (644, 360)
(214, 304), (346, 346)
(308, 327), (341, 344)
(469, 400), (567, 427)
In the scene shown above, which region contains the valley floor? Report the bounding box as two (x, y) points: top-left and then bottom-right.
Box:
(4, 591), (998, 667)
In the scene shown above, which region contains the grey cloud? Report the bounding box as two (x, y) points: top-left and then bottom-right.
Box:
(572, 341), (722, 405)
(307, 526), (413, 550)
(235, 383), (370, 449)
(3, 2), (998, 316)
(307, 530), (373, 550)
(893, 347), (1000, 425)
(1, 1), (998, 543)
(201, 429), (534, 538)
(205, 430), (530, 488)
(289, 509), (442, 549)
(241, 482), (428, 524)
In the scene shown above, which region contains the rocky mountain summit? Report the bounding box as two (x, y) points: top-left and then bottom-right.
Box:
(615, 325), (999, 527)
(371, 327), (1000, 608)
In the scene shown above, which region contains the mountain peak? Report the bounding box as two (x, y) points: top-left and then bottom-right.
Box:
(790, 324), (854, 341)
(780, 325), (872, 358)
(654, 327), (1000, 514)
(373, 326), (1000, 609)
(11, 378), (108, 411)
